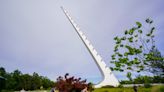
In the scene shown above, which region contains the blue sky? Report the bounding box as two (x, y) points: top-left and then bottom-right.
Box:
(0, 0), (164, 83)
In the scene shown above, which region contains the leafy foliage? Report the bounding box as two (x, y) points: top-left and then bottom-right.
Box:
(110, 18), (163, 92)
(56, 73), (94, 92)
(0, 67), (55, 91)
(148, 48), (164, 76)
(121, 75), (164, 84)
(111, 18), (163, 78)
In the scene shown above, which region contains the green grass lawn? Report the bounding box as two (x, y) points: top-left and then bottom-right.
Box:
(2, 86), (164, 92)
(94, 87), (151, 92)
(93, 85), (164, 92)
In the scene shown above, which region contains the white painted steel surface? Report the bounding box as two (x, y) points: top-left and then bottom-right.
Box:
(61, 7), (119, 88)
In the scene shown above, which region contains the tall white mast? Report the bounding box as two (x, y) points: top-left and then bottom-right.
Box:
(61, 7), (119, 88)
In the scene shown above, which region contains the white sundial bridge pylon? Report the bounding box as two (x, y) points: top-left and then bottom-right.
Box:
(61, 6), (120, 88)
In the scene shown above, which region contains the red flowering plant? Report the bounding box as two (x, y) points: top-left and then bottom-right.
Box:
(55, 73), (94, 92)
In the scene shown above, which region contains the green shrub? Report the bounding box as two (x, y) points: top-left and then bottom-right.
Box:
(118, 84), (123, 88)
(144, 83), (152, 88)
(101, 85), (114, 88)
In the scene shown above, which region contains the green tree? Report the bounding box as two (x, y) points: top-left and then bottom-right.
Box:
(0, 67), (55, 91)
(12, 70), (23, 90)
(149, 48), (164, 77)
(21, 74), (32, 90)
(0, 67), (6, 77)
(110, 18), (163, 92)
(0, 77), (6, 91)
(0, 67), (6, 91)
(41, 76), (55, 89)
(5, 73), (14, 90)
(31, 72), (42, 90)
